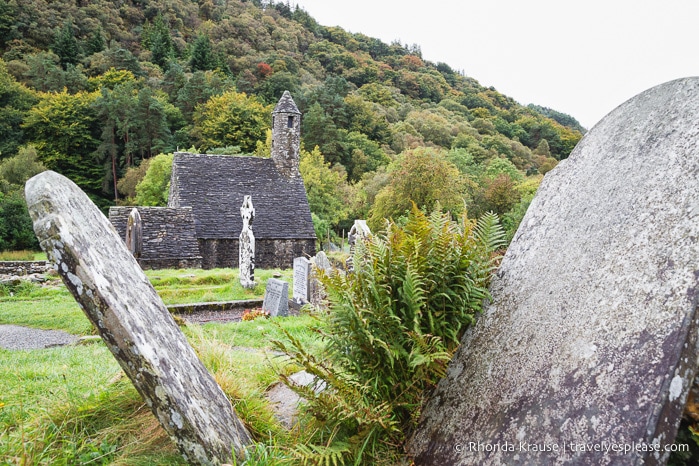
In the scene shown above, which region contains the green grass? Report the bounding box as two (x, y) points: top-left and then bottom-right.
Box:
(0, 267), (324, 465)
(0, 250), (38, 261)
(146, 268), (294, 304)
(0, 250), (47, 261)
(0, 268), (297, 335)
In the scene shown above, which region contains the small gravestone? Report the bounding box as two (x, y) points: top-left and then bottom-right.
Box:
(239, 195), (256, 289)
(125, 208), (142, 258)
(409, 78), (699, 465)
(262, 278), (288, 317)
(292, 257), (310, 304)
(313, 251), (331, 271)
(308, 252), (332, 309)
(25, 171), (251, 466)
(346, 220), (370, 272)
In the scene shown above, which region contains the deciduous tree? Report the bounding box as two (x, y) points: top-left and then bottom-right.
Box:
(192, 90), (269, 153)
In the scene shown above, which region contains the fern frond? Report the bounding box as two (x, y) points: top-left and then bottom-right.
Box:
(473, 211), (506, 254)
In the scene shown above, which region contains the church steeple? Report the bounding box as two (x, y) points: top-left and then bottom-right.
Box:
(271, 91), (301, 178)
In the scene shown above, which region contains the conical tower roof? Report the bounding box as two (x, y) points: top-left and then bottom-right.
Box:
(272, 90), (301, 114)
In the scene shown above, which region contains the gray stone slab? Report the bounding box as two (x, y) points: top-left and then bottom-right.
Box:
(262, 278), (289, 317)
(25, 171), (251, 465)
(409, 77), (699, 465)
(292, 257), (310, 303)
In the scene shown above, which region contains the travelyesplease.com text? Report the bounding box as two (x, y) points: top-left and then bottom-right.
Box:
(454, 441), (688, 456)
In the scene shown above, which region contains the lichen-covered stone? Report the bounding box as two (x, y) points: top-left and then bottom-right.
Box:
(409, 78), (699, 465)
(239, 195), (256, 289)
(25, 171), (251, 466)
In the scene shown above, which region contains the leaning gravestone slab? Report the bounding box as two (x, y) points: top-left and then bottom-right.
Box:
(292, 257), (310, 304)
(263, 278), (289, 317)
(409, 77), (699, 465)
(25, 171), (251, 466)
(125, 207), (142, 258)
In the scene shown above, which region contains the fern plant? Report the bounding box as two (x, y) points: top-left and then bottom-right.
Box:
(273, 205), (505, 464)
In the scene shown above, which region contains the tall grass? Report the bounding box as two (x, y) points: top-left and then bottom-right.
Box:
(0, 250), (38, 261)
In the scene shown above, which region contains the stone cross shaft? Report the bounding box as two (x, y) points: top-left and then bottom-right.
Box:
(239, 195), (256, 289)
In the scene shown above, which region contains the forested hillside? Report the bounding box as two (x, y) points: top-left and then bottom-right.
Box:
(0, 0), (584, 250)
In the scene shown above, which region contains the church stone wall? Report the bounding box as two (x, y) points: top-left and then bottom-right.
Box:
(198, 238), (315, 270)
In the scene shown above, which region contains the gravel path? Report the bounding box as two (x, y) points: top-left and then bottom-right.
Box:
(0, 324), (79, 350)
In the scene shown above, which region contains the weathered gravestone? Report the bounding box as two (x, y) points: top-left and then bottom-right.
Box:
(409, 77), (699, 465)
(313, 251), (331, 271)
(346, 220), (370, 272)
(125, 208), (142, 258)
(292, 257), (310, 304)
(25, 171), (251, 466)
(309, 252), (332, 309)
(262, 278), (289, 317)
(239, 195), (256, 289)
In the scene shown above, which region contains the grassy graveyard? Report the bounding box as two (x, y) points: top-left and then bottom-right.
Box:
(0, 267), (323, 465)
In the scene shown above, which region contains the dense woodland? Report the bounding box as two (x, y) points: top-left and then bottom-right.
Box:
(0, 0), (585, 250)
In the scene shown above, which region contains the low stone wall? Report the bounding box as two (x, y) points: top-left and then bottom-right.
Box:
(198, 238), (315, 270)
(167, 299), (263, 314)
(109, 206), (203, 269)
(0, 261), (50, 275)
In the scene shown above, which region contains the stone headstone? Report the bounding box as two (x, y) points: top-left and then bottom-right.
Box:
(348, 220), (370, 247)
(346, 220), (370, 272)
(239, 195), (256, 289)
(262, 278), (288, 317)
(409, 78), (699, 465)
(125, 208), (142, 258)
(25, 171), (251, 465)
(308, 252), (332, 309)
(292, 257), (310, 304)
(312, 251), (331, 271)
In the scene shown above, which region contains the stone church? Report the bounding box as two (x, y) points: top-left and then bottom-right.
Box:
(109, 91), (316, 269)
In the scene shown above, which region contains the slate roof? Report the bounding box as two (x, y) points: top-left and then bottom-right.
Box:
(273, 90), (301, 114)
(168, 153), (316, 240)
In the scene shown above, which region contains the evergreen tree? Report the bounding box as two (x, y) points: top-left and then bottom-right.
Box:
(85, 27), (106, 55)
(51, 21), (81, 70)
(0, 0), (15, 48)
(189, 34), (217, 72)
(147, 15), (174, 70)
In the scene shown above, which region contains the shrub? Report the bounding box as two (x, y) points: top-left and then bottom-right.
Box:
(274, 205), (505, 464)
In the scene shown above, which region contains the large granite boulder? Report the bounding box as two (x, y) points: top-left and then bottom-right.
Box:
(25, 171), (252, 465)
(409, 78), (699, 464)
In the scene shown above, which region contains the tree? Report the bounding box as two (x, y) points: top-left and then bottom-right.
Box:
(189, 34), (217, 72)
(23, 89), (104, 203)
(301, 102), (342, 164)
(533, 138), (551, 157)
(134, 153), (173, 206)
(51, 21), (81, 69)
(175, 70), (233, 120)
(93, 83), (139, 201)
(132, 87), (173, 159)
(117, 159), (150, 204)
(84, 26), (106, 56)
(144, 15), (174, 70)
(341, 130), (388, 181)
(299, 146), (349, 228)
(0, 145), (46, 194)
(191, 91), (270, 153)
(0, 145), (45, 251)
(0, 59), (37, 159)
(0, 192), (38, 251)
(369, 147), (465, 229)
